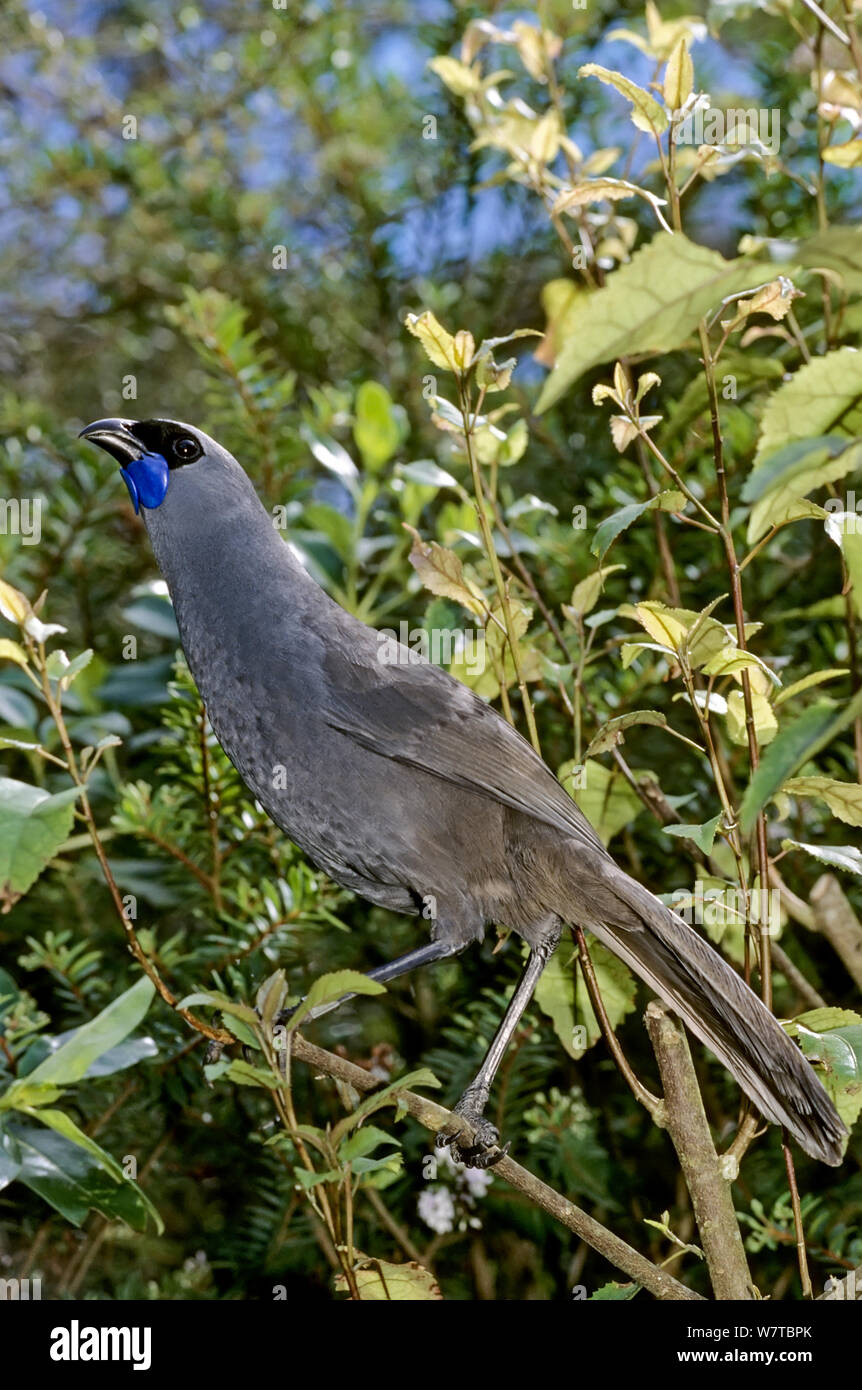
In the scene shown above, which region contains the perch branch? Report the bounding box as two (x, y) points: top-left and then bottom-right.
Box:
(290, 1033), (703, 1301)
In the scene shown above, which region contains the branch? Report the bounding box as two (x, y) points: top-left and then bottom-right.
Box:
(645, 1002), (754, 1300)
(289, 1033), (703, 1301)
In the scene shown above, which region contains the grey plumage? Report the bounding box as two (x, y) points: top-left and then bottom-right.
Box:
(81, 416), (846, 1168)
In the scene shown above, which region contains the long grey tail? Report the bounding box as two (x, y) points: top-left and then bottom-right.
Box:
(580, 860), (846, 1166)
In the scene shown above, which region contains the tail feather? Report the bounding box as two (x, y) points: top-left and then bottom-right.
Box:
(583, 864), (846, 1166)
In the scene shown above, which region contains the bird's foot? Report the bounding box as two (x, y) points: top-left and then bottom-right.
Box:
(436, 1093), (509, 1170)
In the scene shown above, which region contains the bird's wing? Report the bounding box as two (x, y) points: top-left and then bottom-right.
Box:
(320, 641), (607, 855)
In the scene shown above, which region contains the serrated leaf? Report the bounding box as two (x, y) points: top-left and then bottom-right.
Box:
(782, 839), (862, 877)
(753, 350), (862, 469)
(743, 437), (861, 545)
(591, 492), (685, 562)
(578, 63), (668, 135)
(584, 709), (667, 759)
(783, 776), (862, 827)
(537, 234), (779, 411)
(404, 527), (486, 618)
(405, 310), (459, 371)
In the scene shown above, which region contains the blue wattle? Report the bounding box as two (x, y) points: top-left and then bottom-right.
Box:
(120, 452), (170, 513)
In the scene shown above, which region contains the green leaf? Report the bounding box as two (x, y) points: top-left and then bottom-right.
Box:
(353, 381), (402, 472)
(752, 349), (862, 468)
(774, 669), (849, 706)
(222, 1058), (280, 1090)
(741, 436), (851, 502)
(26, 977), (155, 1087)
(4, 1118), (162, 1230)
(339, 1124), (399, 1163)
(22, 1107), (126, 1180)
(330, 1067), (440, 1145)
(743, 438), (860, 545)
(663, 813), (723, 854)
(566, 564), (625, 618)
(584, 710), (668, 759)
(404, 527), (487, 619)
(792, 1016), (862, 1133)
(294, 1166), (341, 1190)
(781, 840), (862, 878)
(535, 937), (636, 1059)
(20, 1033), (158, 1081)
(287, 969), (386, 1030)
(590, 1281), (640, 1301)
(175, 991), (258, 1024)
(534, 938), (581, 1059)
(0, 779), (83, 895)
(59, 648), (94, 688)
(537, 234), (780, 411)
(590, 491), (685, 562)
(739, 690), (862, 835)
(559, 758), (644, 845)
(796, 224), (862, 293)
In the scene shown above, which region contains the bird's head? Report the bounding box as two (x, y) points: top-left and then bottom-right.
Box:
(78, 416), (233, 514)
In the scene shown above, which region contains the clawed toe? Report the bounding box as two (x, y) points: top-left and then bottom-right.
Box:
(436, 1104), (509, 1169)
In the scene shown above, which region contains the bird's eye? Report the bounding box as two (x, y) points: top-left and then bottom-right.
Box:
(173, 436), (200, 461)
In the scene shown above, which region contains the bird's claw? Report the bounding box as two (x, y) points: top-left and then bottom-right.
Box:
(436, 1102), (509, 1169)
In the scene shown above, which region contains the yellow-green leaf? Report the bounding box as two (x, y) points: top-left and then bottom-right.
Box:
(578, 63), (669, 136)
(783, 776), (862, 828)
(405, 310), (459, 372)
(663, 37), (693, 111)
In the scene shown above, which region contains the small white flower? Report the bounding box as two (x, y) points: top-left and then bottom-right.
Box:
(461, 1165), (493, 1198)
(418, 1186), (455, 1235)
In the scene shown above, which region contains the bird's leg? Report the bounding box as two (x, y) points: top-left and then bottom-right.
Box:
(437, 921), (561, 1169)
(274, 938), (459, 1027)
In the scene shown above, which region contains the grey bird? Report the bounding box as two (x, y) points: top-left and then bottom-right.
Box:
(81, 416), (846, 1169)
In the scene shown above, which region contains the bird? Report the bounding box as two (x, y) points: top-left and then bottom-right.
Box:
(80, 415), (846, 1169)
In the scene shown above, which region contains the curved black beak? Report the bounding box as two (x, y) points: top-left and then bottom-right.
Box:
(79, 418), (144, 465)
